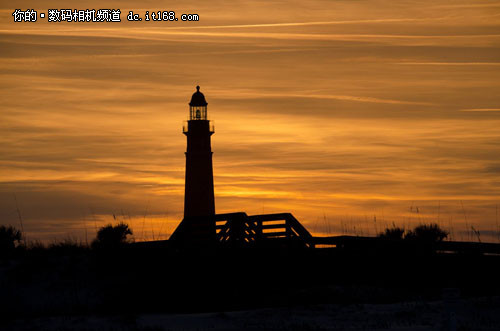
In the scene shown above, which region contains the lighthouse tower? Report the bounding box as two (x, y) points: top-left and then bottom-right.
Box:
(183, 86), (215, 218)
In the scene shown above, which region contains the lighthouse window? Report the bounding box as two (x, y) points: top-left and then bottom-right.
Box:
(189, 106), (207, 120)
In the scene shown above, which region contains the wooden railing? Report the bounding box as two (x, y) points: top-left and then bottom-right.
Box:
(214, 212), (314, 248)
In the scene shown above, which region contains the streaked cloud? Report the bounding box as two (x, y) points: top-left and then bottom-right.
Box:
(460, 108), (500, 112)
(398, 62), (500, 66)
(3, 28), (500, 47)
(122, 18), (449, 30)
(212, 89), (434, 105)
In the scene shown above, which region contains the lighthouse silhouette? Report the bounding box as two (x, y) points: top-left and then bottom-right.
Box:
(183, 85), (215, 218)
(170, 86), (216, 244)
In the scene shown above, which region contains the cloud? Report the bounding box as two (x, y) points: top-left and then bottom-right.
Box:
(147, 18), (445, 30)
(212, 89), (434, 105)
(398, 62), (500, 66)
(4, 29), (500, 47)
(460, 108), (500, 112)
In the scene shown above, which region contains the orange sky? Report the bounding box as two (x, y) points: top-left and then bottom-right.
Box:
(1, 0), (500, 243)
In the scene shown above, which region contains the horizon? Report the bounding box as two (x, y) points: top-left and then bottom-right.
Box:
(1, 0), (500, 243)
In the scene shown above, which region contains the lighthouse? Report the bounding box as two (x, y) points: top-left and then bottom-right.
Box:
(170, 86), (314, 247)
(183, 86), (215, 218)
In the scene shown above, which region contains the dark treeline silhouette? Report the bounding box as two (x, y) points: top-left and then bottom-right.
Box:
(0, 221), (500, 322)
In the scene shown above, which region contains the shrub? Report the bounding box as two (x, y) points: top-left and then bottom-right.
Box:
(405, 223), (448, 243)
(92, 222), (133, 249)
(378, 227), (405, 240)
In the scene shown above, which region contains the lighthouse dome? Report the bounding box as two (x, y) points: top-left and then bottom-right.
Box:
(189, 86), (208, 106)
